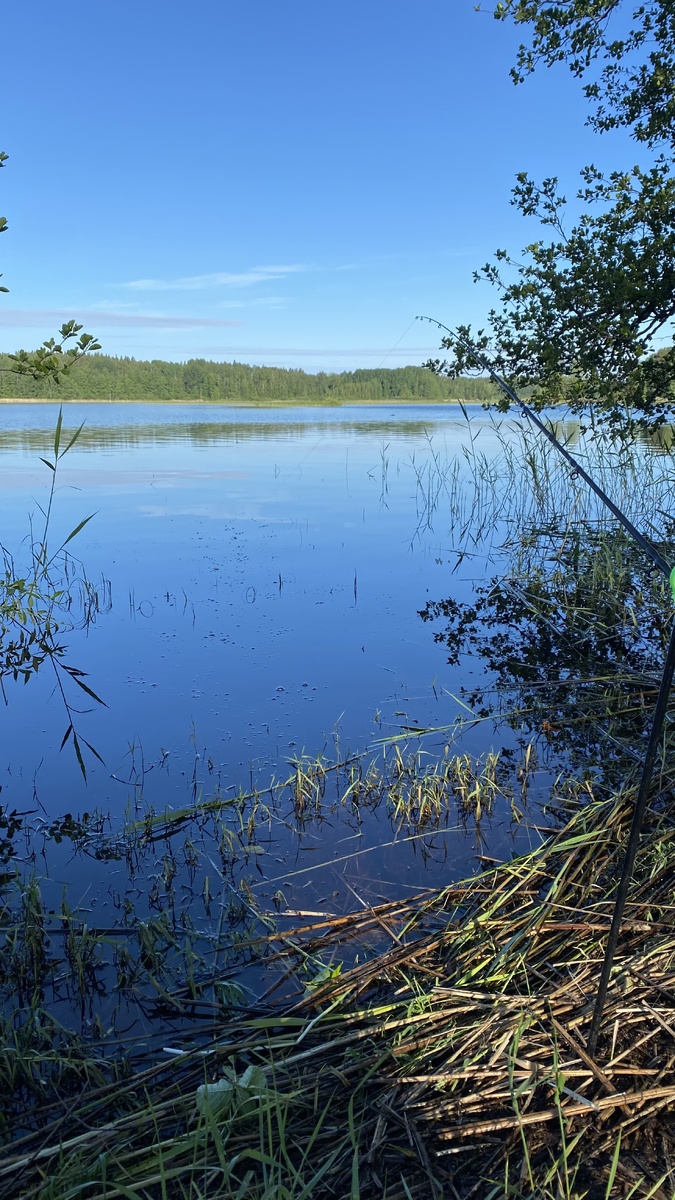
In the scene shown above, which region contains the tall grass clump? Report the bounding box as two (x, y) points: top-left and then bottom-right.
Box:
(0, 409), (110, 773)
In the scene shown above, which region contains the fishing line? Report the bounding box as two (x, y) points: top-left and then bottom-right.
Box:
(416, 314), (675, 1057)
(376, 319), (417, 371)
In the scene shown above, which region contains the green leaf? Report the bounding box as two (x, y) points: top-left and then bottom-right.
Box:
(53, 407), (63, 458)
(72, 732), (87, 781)
(605, 1131), (622, 1200)
(81, 737), (105, 765)
(70, 673), (107, 707)
(63, 421), (86, 455)
(62, 513), (96, 547)
(39, 458), (55, 472)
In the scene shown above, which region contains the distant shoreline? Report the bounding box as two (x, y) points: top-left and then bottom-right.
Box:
(0, 396), (479, 407)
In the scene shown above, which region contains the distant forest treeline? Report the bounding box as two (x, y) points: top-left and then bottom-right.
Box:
(0, 354), (498, 403)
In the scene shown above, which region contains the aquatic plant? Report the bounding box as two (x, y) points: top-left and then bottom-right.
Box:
(0, 409), (110, 776)
(1, 775), (675, 1197)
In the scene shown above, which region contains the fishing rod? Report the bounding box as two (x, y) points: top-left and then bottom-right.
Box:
(416, 316), (673, 583)
(417, 314), (675, 1058)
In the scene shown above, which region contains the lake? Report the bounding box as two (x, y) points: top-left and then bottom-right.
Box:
(3, 400), (675, 1194)
(1, 401), (670, 948)
(0, 406), (533, 883)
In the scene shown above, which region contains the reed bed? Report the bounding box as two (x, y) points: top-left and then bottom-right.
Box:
(411, 413), (675, 559)
(2, 783), (675, 1199)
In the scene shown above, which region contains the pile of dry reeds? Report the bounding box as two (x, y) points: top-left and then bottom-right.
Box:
(2, 788), (675, 1199)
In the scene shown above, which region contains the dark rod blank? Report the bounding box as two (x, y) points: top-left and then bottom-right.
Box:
(587, 615), (675, 1055)
(416, 315), (675, 1058)
(416, 316), (671, 580)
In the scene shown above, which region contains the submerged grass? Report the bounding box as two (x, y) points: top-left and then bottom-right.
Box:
(2, 778), (675, 1199)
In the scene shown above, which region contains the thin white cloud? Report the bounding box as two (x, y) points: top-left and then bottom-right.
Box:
(89, 300), (140, 310)
(123, 265), (309, 291)
(0, 308), (241, 330)
(217, 295), (287, 310)
(184, 345), (439, 359)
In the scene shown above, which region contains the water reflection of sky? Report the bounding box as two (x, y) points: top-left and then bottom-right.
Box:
(4, 401), (663, 908)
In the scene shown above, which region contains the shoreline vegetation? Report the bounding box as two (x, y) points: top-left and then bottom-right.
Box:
(0, 396), (477, 405)
(0, 353), (498, 405)
(3, 772), (675, 1199)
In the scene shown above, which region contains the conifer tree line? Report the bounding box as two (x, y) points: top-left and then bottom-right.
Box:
(0, 354), (497, 403)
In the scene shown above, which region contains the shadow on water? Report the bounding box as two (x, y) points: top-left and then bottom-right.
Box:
(419, 521), (673, 783)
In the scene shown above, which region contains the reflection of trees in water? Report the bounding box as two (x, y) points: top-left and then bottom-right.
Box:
(0, 418), (445, 454)
(420, 523), (673, 781)
(642, 423), (675, 454)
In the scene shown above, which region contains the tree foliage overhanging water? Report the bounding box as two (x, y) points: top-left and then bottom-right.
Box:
(432, 1), (675, 437)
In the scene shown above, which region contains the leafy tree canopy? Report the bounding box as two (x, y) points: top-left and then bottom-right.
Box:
(430, 1), (675, 434)
(0, 352), (498, 403)
(1, 151), (100, 383)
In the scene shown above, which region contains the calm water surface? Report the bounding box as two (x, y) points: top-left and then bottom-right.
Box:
(0, 404), (550, 910)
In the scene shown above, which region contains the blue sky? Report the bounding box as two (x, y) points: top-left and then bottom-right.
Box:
(1, 0), (638, 373)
